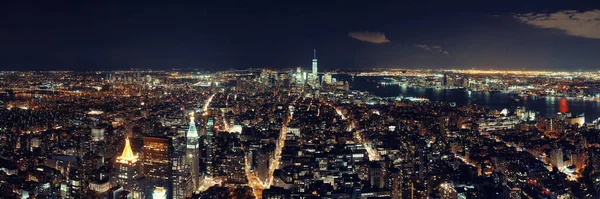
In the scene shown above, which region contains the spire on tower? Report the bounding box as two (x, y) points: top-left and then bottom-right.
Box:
(117, 138), (138, 164)
(313, 49), (317, 59)
(187, 113), (199, 138)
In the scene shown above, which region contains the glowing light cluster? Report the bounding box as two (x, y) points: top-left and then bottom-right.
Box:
(202, 93), (216, 116)
(116, 138), (138, 164)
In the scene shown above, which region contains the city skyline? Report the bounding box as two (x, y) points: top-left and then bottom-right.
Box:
(2, 67), (600, 198)
(3, 1), (600, 199)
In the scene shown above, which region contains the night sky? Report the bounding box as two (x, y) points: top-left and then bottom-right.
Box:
(1, 0), (600, 71)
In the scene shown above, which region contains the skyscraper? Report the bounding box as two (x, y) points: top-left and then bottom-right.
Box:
(312, 49), (318, 76)
(311, 49), (318, 86)
(114, 138), (142, 198)
(142, 136), (173, 198)
(204, 117), (215, 176)
(186, 113), (200, 190)
(443, 73), (448, 87)
(295, 66), (304, 85)
(172, 152), (194, 199)
(322, 73), (332, 85)
(552, 148), (564, 171)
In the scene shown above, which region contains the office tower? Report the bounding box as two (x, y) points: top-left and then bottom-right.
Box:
(443, 73), (448, 87)
(260, 70), (270, 86)
(295, 67), (304, 85)
(390, 168), (403, 199)
(172, 152), (194, 199)
(311, 49), (318, 87)
(552, 148), (564, 171)
(114, 138), (142, 198)
(302, 72), (308, 85)
(312, 49), (318, 77)
(368, 162), (387, 189)
(204, 117), (215, 176)
(142, 136), (173, 198)
(221, 151), (247, 184)
(186, 113), (200, 190)
(322, 73), (332, 85)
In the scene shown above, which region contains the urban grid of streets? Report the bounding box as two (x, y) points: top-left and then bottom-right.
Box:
(3, 69), (600, 198)
(235, 88), (386, 198)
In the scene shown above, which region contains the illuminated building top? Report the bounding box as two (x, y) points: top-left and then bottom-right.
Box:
(187, 113), (199, 138)
(117, 138), (138, 164)
(153, 187), (167, 199)
(312, 49), (318, 76)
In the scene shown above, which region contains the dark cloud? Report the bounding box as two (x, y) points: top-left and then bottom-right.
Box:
(415, 44), (450, 55)
(514, 10), (600, 39)
(348, 31), (390, 44)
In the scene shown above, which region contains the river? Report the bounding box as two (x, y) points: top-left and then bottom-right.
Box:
(335, 75), (600, 123)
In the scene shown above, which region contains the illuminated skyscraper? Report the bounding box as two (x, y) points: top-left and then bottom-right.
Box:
(312, 49), (318, 76)
(117, 138), (137, 164)
(311, 49), (318, 86)
(322, 73), (332, 85)
(142, 136), (173, 198)
(295, 67), (304, 85)
(552, 148), (564, 171)
(114, 138), (142, 198)
(186, 113), (200, 190)
(204, 117), (215, 176)
(172, 152), (194, 199)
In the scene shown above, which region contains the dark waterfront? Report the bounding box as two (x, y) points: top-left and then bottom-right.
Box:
(336, 75), (600, 122)
(0, 92), (50, 101)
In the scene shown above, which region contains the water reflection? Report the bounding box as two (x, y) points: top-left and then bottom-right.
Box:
(559, 98), (569, 113)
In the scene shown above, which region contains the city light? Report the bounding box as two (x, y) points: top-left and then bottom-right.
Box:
(1, 53), (598, 199)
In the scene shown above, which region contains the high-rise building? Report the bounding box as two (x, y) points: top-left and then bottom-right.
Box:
(389, 168), (402, 199)
(172, 152), (194, 199)
(368, 162), (387, 189)
(114, 138), (142, 198)
(302, 72), (308, 85)
(312, 49), (318, 76)
(142, 136), (173, 198)
(221, 151), (247, 184)
(443, 73), (448, 87)
(552, 148), (564, 171)
(204, 117), (215, 176)
(186, 113), (200, 190)
(311, 49), (319, 87)
(295, 67), (305, 85)
(322, 73), (332, 85)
